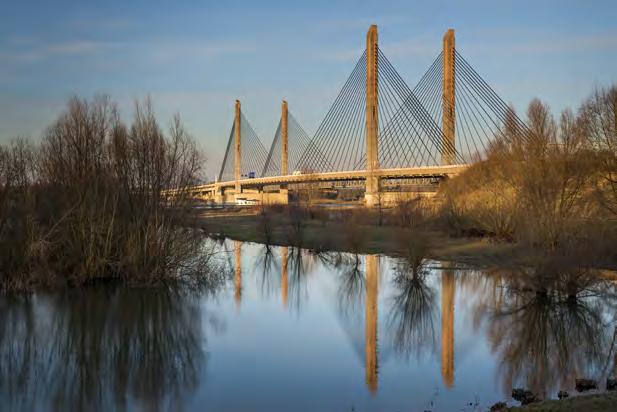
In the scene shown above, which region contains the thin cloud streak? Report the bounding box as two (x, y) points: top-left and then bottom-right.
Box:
(0, 37), (259, 65)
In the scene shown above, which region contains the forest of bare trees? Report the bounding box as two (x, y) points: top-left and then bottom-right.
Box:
(0, 96), (207, 291)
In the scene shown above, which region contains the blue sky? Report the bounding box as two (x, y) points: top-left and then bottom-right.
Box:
(1, 0), (616, 177)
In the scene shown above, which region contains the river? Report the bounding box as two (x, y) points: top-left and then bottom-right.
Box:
(1, 239), (616, 411)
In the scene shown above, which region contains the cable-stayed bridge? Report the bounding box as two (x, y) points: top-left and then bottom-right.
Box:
(175, 25), (528, 206)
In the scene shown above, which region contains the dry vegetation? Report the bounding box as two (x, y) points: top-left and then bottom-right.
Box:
(0, 96), (207, 291)
(439, 85), (617, 267)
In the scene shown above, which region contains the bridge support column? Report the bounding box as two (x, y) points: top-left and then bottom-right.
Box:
(441, 29), (456, 165)
(234, 100), (242, 194)
(215, 185), (224, 204)
(365, 25), (380, 207)
(280, 100), (289, 197)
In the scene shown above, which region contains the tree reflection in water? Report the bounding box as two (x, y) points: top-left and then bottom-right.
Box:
(0, 285), (222, 411)
(329, 253), (365, 316)
(387, 257), (437, 360)
(285, 247), (314, 313)
(476, 270), (617, 397)
(254, 244), (280, 299)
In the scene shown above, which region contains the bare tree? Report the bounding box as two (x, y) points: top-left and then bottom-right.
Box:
(580, 85), (617, 215)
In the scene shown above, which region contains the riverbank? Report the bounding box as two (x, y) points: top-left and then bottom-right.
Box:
(195, 207), (610, 272)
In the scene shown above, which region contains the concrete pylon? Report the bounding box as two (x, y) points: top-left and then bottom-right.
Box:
(281, 100), (289, 176)
(365, 25), (380, 207)
(441, 29), (456, 165)
(365, 254), (379, 394)
(280, 100), (289, 198)
(440, 268), (455, 388)
(234, 100), (242, 193)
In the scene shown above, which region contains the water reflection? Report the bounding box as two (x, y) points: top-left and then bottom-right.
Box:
(281, 246), (289, 308)
(2, 240), (617, 411)
(332, 253), (365, 314)
(365, 255), (380, 394)
(234, 240), (242, 308)
(0, 286), (217, 411)
(441, 268), (456, 389)
(286, 247), (313, 312)
(253, 244), (280, 299)
(387, 258), (438, 362)
(483, 277), (615, 396)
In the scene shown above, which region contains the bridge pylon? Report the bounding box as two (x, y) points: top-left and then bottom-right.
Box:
(281, 100), (289, 176)
(365, 24), (380, 207)
(441, 29), (456, 165)
(280, 100), (289, 197)
(234, 99), (242, 193)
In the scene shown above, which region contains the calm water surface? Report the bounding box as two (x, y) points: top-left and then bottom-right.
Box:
(1, 239), (616, 411)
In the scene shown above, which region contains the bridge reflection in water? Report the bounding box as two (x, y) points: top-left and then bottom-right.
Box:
(234, 240), (242, 308)
(281, 246), (289, 308)
(441, 268), (455, 389)
(1, 240), (616, 410)
(365, 254), (379, 393)
(237, 242), (616, 397)
(236, 243), (458, 394)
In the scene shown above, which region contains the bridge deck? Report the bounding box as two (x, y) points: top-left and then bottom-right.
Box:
(169, 164), (468, 195)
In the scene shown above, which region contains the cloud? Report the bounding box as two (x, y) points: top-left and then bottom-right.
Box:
(0, 39), (119, 62)
(0, 35), (258, 66)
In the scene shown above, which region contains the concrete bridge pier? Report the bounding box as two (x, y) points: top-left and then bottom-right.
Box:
(364, 25), (380, 207)
(215, 186), (231, 204)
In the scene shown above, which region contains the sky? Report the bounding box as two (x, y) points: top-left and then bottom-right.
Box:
(1, 0), (616, 178)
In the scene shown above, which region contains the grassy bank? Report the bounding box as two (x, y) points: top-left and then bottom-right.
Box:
(195, 207), (563, 269)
